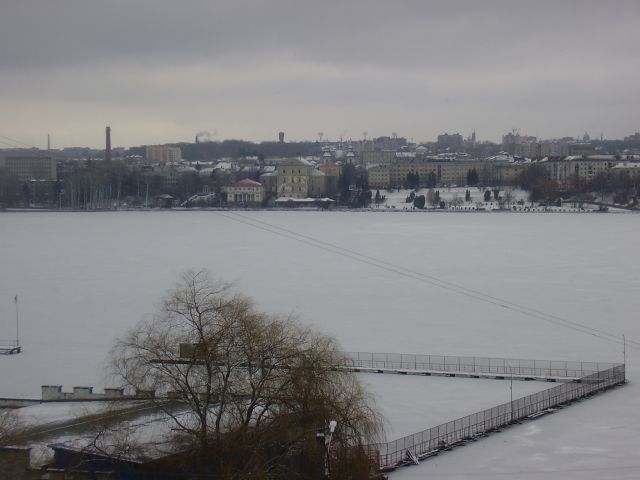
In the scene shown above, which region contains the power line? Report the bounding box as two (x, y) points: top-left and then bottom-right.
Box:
(0, 138), (53, 159)
(0, 134), (41, 149)
(231, 211), (640, 348)
(0, 139), (27, 149)
(215, 211), (637, 350)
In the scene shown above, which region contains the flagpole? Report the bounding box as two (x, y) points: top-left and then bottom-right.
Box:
(14, 295), (19, 347)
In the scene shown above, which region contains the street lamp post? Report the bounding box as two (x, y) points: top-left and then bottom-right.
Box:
(14, 295), (20, 348)
(509, 365), (514, 423)
(316, 420), (337, 479)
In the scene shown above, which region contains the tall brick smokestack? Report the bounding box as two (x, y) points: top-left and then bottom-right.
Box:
(105, 126), (112, 162)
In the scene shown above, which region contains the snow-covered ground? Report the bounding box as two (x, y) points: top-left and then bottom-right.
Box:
(377, 186), (530, 210)
(393, 383), (637, 480)
(376, 187), (600, 212)
(1, 210), (639, 478)
(12, 401), (113, 428)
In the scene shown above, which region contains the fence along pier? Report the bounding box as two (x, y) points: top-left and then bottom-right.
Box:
(339, 352), (626, 472)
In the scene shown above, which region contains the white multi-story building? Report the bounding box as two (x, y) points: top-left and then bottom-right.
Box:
(225, 179), (265, 205)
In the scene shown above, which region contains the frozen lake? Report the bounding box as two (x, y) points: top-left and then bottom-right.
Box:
(1, 210), (639, 477)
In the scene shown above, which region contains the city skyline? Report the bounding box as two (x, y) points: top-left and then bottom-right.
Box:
(2, 127), (638, 153)
(1, 0), (639, 149)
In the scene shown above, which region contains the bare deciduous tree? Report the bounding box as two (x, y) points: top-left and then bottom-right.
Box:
(110, 270), (382, 479)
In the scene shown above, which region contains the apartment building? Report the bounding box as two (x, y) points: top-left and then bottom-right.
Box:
(0, 152), (57, 181)
(367, 158), (516, 189)
(145, 146), (182, 164)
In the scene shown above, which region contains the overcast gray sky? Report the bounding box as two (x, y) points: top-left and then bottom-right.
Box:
(1, 0), (639, 148)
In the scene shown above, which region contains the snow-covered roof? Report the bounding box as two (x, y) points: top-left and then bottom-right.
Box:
(563, 155), (615, 162)
(278, 158), (313, 167)
(46, 408), (193, 464)
(214, 162), (238, 171)
(583, 155), (616, 161)
(231, 179), (263, 187)
(486, 154), (514, 162)
(14, 401), (132, 428)
(175, 166), (198, 173)
(613, 162), (640, 169)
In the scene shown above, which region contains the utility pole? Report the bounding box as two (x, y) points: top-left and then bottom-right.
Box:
(623, 334), (626, 382)
(620, 334), (627, 383)
(316, 420), (337, 478)
(14, 295), (19, 347)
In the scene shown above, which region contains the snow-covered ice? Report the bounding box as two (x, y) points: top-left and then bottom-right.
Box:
(359, 373), (548, 440)
(1, 210), (639, 478)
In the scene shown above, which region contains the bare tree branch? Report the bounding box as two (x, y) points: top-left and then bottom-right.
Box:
(108, 270), (383, 479)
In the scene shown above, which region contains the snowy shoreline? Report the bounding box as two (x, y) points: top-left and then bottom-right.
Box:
(2, 206), (636, 214)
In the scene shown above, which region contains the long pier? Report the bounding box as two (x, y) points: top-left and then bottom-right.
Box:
(1, 349), (625, 474)
(340, 351), (615, 380)
(343, 352), (626, 473)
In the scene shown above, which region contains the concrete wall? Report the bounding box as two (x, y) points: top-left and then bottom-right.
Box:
(41, 386), (133, 401)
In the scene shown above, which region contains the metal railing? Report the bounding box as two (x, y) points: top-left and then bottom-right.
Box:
(363, 362), (625, 469)
(341, 351), (617, 379)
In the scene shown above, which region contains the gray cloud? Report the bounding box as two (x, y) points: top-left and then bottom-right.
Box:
(1, 0), (639, 147)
